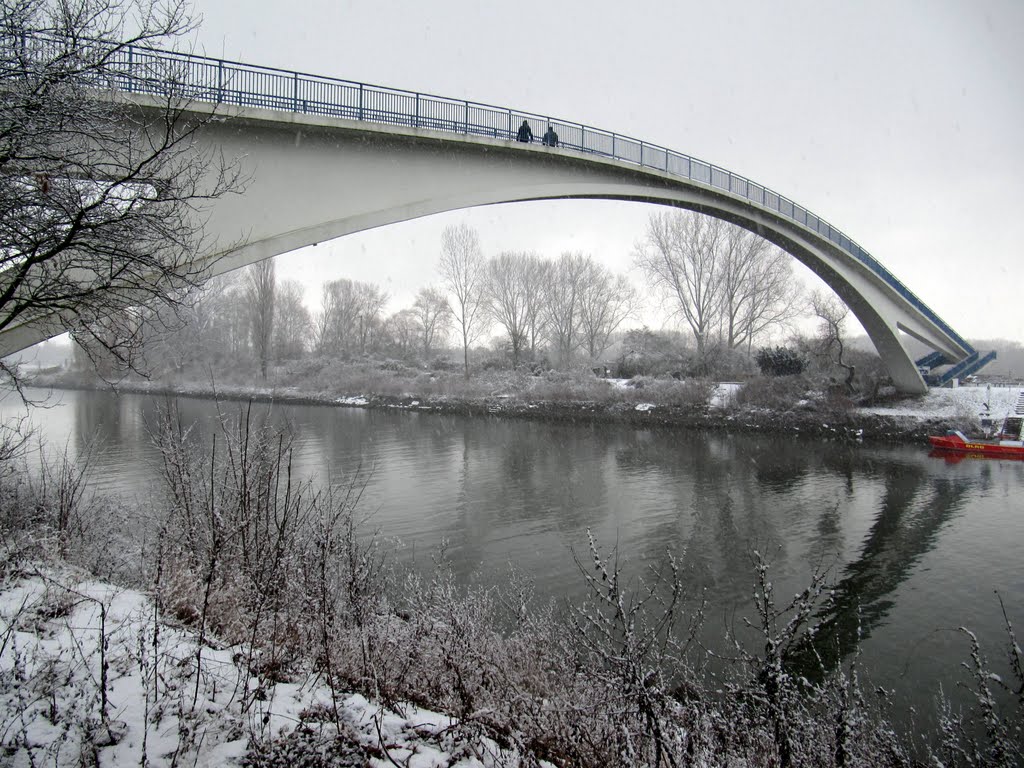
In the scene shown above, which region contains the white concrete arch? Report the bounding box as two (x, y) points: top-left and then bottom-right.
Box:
(192, 104), (963, 393)
(2, 99), (969, 393)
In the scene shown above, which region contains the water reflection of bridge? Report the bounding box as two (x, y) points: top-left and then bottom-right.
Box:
(614, 433), (997, 674)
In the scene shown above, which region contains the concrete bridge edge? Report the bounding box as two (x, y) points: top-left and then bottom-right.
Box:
(3, 105), (954, 395)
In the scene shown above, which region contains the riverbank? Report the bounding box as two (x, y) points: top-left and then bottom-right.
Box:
(4, 380), (1022, 766)
(24, 368), (1017, 445)
(0, 558), (561, 768)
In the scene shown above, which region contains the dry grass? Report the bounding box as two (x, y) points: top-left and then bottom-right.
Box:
(733, 375), (815, 411)
(270, 360), (721, 410)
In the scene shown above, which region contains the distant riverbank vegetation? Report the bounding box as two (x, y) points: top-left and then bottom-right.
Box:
(11, 210), (904, 410)
(22, 231), (907, 423)
(26, 318), (972, 443)
(16, 214), (1020, 431)
(1, 408), (1021, 766)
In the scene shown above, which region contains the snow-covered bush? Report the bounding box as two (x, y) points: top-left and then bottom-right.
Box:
(757, 346), (807, 377)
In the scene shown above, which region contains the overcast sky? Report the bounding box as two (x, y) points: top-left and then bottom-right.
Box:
(186, 0), (1024, 343)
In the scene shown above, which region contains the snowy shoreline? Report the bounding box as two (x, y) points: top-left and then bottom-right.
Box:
(25, 375), (1021, 445)
(0, 562), (554, 768)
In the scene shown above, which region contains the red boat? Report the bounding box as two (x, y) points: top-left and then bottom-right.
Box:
(928, 430), (1024, 460)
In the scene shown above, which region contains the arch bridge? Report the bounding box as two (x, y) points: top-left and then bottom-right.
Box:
(1, 40), (993, 393)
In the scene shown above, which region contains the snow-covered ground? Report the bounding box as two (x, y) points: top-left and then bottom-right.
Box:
(612, 379), (1023, 424)
(858, 384), (1023, 421)
(0, 565), (552, 767)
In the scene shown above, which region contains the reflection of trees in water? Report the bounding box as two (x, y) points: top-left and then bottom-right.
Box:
(447, 421), (621, 587)
(614, 431), (796, 606)
(74, 390), (120, 458)
(749, 441), (809, 493)
(813, 503), (843, 559)
(786, 470), (971, 679)
(488, 421), (616, 530)
(74, 392), (158, 478)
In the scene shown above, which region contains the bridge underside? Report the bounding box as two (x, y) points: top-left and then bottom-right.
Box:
(1, 102), (973, 394)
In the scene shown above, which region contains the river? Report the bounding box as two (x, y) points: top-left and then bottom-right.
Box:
(3, 386), (1023, 738)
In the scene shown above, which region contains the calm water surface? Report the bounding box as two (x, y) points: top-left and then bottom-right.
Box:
(3, 387), (1023, 731)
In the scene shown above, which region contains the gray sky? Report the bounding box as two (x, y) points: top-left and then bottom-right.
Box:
(188, 0), (1024, 343)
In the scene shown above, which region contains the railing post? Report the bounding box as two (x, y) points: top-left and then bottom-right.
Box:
(415, 93), (419, 128)
(358, 83), (364, 120)
(581, 125), (585, 152)
(217, 59), (223, 103)
(293, 71), (299, 112)
(612, 134), (616, 159)
(464, 101), (469, 134)
(640, 141), (644, 167)
(126, 46), (134, 93)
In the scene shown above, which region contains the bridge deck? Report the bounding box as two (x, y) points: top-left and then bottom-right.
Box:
(11, 32), (977, 363)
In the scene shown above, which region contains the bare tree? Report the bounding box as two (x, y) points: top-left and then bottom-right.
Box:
(272, 279), (311, 361)
(578, 264), (637, 361)
(411, 286), (450, 358)
(0, 0), (241, 387)
(136, 276), (228, 374)
(544, 252), (590, 366)
(634, 211), (726, 359)
(719, 229), (802, 351)
(520, 254), (550, 359)
(811, 291), (856, 392)
(485, 252), (532, 366)
(353, 283), (388, 355)
(245, 260), (275, 379)
(316, 278), (388, 357)
(438, 223), (486, 378)
(312, 283), (335, 356)
(209, 276), (250, 363)
(383, 308), (418, 357)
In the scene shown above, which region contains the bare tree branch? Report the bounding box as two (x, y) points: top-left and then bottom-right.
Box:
(438, 223), (486, 378)
(411, 286), (449, 359)
(578, 263), (636, 362)
(1, 0), (243, 388)
(634, 211), (725, 360)
(811, 290), (856, 392)
(244, 260), (274, 380)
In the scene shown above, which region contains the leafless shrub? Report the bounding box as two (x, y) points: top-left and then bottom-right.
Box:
(931, 597), (1024, 768)
(149, 398), (325, 703)
(616, 377), (715, 408)
(240, 724), (365, 768)
(566, 531), (702, 767)
(733, 375), (812, 411)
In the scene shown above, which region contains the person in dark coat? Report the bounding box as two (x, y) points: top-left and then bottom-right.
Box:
(516, 120), (533, 143)
(542, 125), (558, 147)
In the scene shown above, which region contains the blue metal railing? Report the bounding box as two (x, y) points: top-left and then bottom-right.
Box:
(928, 350), (997, 386)
(915, 350), (949, 370)
(11, 31), (974, 356)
